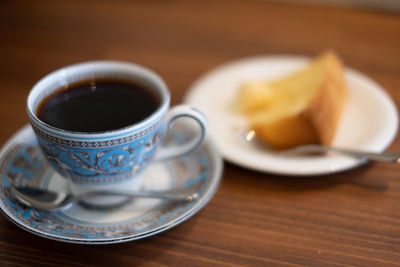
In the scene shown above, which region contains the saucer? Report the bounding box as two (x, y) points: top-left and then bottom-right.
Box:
(0, 125), (222, 244)
(184, 55), (398, 176)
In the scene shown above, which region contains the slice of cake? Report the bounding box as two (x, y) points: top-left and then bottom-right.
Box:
(237, 51), (348, 149)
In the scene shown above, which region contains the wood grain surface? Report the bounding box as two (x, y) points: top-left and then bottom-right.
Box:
(1, 0), (400, 266)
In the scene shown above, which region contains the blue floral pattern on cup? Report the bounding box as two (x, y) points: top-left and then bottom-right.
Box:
(34, 125), (164, 184)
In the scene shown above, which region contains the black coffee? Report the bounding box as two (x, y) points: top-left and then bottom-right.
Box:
(37, 79), (161, 132)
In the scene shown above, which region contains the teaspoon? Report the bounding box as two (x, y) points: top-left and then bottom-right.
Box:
(242, 130), (400, 164)
(11, 186), (200, 211)
(282, 144), (400, 164)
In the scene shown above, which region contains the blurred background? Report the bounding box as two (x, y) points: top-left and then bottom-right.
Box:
(275, 0), (400, 12)
(0, 0), (399, 138)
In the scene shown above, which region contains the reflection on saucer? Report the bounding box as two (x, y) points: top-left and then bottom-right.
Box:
(0, 125), (222, 244)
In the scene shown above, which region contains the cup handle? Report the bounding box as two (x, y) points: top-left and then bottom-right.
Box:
(153, 105), (207, 161)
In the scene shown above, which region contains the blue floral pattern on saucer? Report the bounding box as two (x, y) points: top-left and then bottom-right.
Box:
(0, 125), (222, 244)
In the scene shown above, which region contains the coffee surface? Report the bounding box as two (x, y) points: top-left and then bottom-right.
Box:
(37, 79), (160, 132)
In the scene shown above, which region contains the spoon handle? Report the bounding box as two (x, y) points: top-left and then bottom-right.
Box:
(78, 190), (200, 202)
(283, 144), (400, 164)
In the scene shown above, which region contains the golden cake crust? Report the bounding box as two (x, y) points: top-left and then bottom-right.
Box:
(237, 51), (348, 149)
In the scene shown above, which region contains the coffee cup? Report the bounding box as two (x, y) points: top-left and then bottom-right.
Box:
(27, 61), (207, 194)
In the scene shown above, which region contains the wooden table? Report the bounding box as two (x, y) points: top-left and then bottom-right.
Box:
(1, 0), (399, 266)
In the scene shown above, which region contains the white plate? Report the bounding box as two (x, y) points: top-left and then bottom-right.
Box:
(0, 125), (222, 244)
(185, 56), (399, 176)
